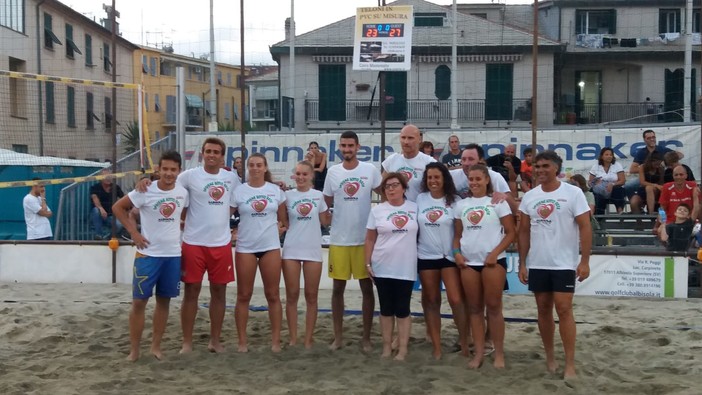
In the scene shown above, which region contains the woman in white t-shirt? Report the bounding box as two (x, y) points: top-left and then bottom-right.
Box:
(282, 161), (330, 349)
(365, 172), (419, 361)
(416, 162), (467, 360)
(233, 153), (288, 353)
(588, 147), (625, 214)
(453, 164), (515, 369)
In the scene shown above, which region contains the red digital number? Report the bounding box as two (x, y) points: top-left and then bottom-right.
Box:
(389, 28), (400, 37)
(365, 28), (377, 37)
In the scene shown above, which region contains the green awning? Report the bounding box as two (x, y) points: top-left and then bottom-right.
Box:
(185, 94), (203, 108)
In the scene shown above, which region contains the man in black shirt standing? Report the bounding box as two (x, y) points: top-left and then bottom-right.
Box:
(90, 169), (125, 239)
(485, 144), (521, 197)
(441, 135), (462, 170)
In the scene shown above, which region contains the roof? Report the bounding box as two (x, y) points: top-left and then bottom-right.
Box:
(0, 149), (109, 168)
(271, 0), (560, 56)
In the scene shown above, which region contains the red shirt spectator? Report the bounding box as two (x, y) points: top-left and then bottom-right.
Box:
(659, 166), (700, 223)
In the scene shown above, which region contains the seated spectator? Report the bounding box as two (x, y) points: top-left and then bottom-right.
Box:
(570, 174), (595, 214)
(657, 203), (694, 252)
(659, 165), (700, 224)
(630, 152), (665, 214)
(485, 144), (521, 197)
(420, 141), (435, 158)
(90, 169), (125, 240)
(663, 151), (695, 183)
(588, 147), (626, 214)
(519, 147), (534, 193)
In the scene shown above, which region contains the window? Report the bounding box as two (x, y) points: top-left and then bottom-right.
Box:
(318, 64), (346, 121)
(575, 9), (617, 35)
(142, 55), (148, 73)
(12, 144), (28, 154)
(150, 57), (157, 76)
(415, 12), (446, 27)
(85, 34), (93, 66)
(236, 74), (243, 88)
(103, 42), (112, 72)
(9, 57), (26, 118)
(224, 102), (230, 120)
(227, 72), (232, 86)
(160, 60), (173, 76)
(1, 0), (25, 33)
(434, 65), (451, 100)
(154, 94), (161, 112)
(695, 10), (701, 33)
(65, 24), (81, 58)
(105, 96), (112, 130)
(144, 93), (149, 112)
(67, 86), (76, 127)
(485, 63), (513, 121)
(217, 71), (223, 85)
(659, 9), (681, 34)
(166, 95), (176, 123)
(86, 92), (95, 129)
(44, 13), (62, 49)
(45, 81), (55, 124)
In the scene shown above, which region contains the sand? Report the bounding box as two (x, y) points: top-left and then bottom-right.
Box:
(1, 282), (701, 395)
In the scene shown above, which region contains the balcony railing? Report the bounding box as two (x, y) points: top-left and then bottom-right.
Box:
(304, 99), (532, 124)
(554, 102), (698, 125)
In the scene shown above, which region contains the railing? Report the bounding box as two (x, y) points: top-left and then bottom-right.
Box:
(54, 134), (176, 240)
(554, 102), (699, 125)
(305, 99), (532, 124)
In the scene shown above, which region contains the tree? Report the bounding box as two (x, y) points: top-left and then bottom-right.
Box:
(121, 120), (140, 155)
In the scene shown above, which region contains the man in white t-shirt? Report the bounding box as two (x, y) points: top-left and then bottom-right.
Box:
(450, 143), (518, 213)
(323, 130), (382, 351)
(136, 137), (241, 354)
(23, 178), (52, 240)
(381, 124), (436, 201)
(518, 150), (592, 379)
(113, 151), (189, 361)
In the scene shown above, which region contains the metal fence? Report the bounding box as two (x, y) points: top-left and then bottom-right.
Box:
(54, 134), (176, 240)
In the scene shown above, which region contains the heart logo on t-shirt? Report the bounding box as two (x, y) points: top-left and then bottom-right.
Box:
(426, 210), (443, 223)
(209, 186), (225, 201)
(344, 181), (360, 197)
(160, 202), (176, 218)
(467, 209), (484, 225)
(252, 199), (268, 213)
(297, 202), (313, 217)
(392, 214), (409, 229)
(537, 203), (555, 219)
(399, 170), (414, 181)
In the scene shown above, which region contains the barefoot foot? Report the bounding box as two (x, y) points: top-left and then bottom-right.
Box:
(329, 339), (343, 351)
(361, 339), (372, 353)
(546, 359), (559, 374)
(394, 350), (407, 361)
(493, 353), (505, 369)
(179, 343), (193, 354)
(126, 351), (139, 362)
(237, 344), (249, 353)
(467, 355), (483, 369)
(271, 343), (282, 353)
(150, 347), (164, 360)
(208, 342), (225, 353)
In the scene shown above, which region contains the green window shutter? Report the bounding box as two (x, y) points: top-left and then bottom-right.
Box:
(45, 81), (55, 124)
(318, 64), (346, 121)
(67, 86), (76, 127)
(435, 65), (451, 100)
(575, 10), (583, 34)
(85, 34), (92, 65)
(609, 9), (616, 34)
(485, 64), (513, 121)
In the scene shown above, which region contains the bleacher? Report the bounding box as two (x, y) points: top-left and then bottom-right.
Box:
(593, 214), (658, 247)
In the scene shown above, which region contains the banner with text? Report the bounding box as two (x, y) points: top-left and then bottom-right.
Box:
(185, 126), (700, 185)
(352, 6), (413, 71)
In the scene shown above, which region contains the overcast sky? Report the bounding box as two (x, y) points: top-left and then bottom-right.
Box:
(65, 0), (533, 65)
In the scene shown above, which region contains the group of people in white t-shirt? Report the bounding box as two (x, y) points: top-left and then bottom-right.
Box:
(115, 132), (591, 379)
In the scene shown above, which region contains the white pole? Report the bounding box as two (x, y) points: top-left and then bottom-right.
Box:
(176, 66), (186, 159)
(289, 0), (295, 132)
(450, 0), (459, 129)
(209, 0), (218, 131)
(137, 85), (144, 169)
(684, 0), (693, 122)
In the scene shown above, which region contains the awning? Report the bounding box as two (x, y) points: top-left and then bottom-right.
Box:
(185, 94), (203, 108)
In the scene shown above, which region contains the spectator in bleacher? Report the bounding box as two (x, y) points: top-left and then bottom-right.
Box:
(630, 151), (665, 214)
(441, 135), (462, 170)
(485, 144), (521, 198)
(625, 129), (684, 198)
(663, 151), (695, 183)
(570, 174), (595, 215)
(659, 165), (700, 224)
(420, 141), (435, 158)
(520, 147), (534, 193)
(657, 203), (694, 252)
(588, 147), (626, 215)
(90, 169), (125, 240)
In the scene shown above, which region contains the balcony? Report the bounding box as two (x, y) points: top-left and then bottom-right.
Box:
(304, 99), (533, 126)
(252, 108), (276, 121)
(554, 101), (698, 125)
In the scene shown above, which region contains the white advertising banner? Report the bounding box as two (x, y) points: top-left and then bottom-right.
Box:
(575, 255), (688, 298)
(184, 125), (700, 184)
(352, 6), (413, 71)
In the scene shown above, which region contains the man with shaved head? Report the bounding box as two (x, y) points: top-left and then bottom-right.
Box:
(486, 144), (522, 197)
(382, 124), (436, 201)
(659, 165), (700, 224)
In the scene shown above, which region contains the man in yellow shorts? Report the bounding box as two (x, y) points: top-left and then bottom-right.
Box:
(323, 131), (382, 351)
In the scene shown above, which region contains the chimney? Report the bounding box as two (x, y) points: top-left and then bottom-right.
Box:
(285, 17), (295, 41)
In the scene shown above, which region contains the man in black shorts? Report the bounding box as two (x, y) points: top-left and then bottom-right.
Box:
(517, 150), (592, 379)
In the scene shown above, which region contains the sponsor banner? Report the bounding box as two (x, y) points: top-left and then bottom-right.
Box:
(352, 6), (413, 71)
(576, 255), (688, 298)
(185, 126), (700, 185)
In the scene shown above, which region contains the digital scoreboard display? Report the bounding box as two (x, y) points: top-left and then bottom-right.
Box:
(362, 23), (404, 38)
